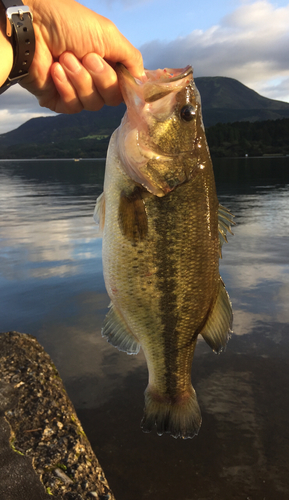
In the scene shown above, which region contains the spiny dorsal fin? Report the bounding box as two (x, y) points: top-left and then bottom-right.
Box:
(93, 192), (105, 235)
(118, 186), (148, 244)
(201, 278), (233, 354)
(218, 204), (235, 258)
(102, 304), (140, 355)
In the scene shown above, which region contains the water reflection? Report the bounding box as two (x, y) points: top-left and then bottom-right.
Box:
(0, 160), (105, 333)
(214, 158), (289, 339)
(0, 160), (104, 278)
(0, 157), (289, 500)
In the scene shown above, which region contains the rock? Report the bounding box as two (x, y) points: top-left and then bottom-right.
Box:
(0, 331), (116, 500)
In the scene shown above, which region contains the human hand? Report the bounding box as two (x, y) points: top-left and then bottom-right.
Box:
(20, 0), (144, 113)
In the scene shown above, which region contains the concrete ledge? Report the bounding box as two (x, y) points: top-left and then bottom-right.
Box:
(0, 331), (116, 500)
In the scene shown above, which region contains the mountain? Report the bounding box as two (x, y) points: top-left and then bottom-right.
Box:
(195, 77), (289, 126)
(0, 77), (288, 158)
(0, 103), (126, 148)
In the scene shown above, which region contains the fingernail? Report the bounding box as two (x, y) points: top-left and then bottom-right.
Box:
(83, 53), (105, 73)
(62, 52), (82, 73)
(53, 63), (67, 83)
(137, 71), (147, 83)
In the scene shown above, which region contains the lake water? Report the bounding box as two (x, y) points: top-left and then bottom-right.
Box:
(1, 157), (289, 500)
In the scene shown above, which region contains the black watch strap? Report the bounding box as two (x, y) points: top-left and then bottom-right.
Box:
(0, 0), (35, 95)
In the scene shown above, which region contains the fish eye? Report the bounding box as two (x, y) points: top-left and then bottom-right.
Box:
(180, 105), (196, 122)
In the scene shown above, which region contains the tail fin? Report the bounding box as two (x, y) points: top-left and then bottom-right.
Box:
(141, 385), (202, 439)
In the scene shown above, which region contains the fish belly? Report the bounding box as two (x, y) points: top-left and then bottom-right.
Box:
(102, 130), (221, 438)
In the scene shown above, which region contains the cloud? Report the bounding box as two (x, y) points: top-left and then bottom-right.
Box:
(0, 85), (57, 134)
(140, 0), (289, 102)
(260, 76), (289, 101)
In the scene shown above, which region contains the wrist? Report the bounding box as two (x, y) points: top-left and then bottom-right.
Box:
(0, 0), (35, 94)
(0, 11), (13, 86)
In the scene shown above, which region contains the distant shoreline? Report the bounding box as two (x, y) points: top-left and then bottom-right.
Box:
(0, 157), (106, 162)
(0, 156), (288, 162)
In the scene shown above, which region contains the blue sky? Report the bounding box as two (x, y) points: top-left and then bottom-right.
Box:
(81, 0), (241, 46)
(1, 0), (289, 134)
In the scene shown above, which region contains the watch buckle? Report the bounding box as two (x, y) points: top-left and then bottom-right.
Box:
(6, 6), (33, 37)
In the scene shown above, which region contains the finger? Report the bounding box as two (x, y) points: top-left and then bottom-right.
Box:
(100, 19), (145, 80)
(82, 53), (123, 107)
(51, 61), (84, 114)
(59, 52), (107, 111)
(115, 41), (144, 81)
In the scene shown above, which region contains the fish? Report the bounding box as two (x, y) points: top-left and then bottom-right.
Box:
(94, 64), (234, 439)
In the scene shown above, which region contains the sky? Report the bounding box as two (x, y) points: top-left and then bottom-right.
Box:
(0, 0), (289, 134)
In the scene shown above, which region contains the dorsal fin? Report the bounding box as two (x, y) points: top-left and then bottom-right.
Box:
(200, 278), (233, 354)
(218, 204), (235, 258)
(93, 192), (105, 235)
(102, 304), (140, 355)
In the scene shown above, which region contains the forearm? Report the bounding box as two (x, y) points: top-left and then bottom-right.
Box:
(0, 13), (13, 86)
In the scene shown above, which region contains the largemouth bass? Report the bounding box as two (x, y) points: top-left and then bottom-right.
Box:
(94, 64), (233, 439)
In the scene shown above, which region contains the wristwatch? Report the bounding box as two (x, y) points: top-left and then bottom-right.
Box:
(0, 0), (35, 94)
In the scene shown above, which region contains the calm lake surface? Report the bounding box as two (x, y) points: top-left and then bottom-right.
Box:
(1, 157), (289, 499)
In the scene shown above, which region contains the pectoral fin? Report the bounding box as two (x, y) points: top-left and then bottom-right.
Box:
(201, 278), (233, 353)
(102, 304), (140, 355)
(93, 192), (105, 235)
(118, 186), (148, 244)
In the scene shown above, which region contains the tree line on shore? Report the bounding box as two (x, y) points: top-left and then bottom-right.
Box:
(206, 117), (289, 157)
(0, 117), (288, 159)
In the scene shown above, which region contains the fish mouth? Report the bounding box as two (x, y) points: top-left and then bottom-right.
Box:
(116, 63), (193, 84)
(116, 63), (194, 105)
(145, 65), (193, 83)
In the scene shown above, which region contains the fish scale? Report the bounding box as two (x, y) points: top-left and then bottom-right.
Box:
(95, 64), (234, 438)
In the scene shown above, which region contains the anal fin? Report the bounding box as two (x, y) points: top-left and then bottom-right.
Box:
(102, 304), (140, 355)
(201, 278), (233, 354)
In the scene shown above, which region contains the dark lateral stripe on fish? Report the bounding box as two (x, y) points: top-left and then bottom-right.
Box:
(154, 194), (179, 398)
